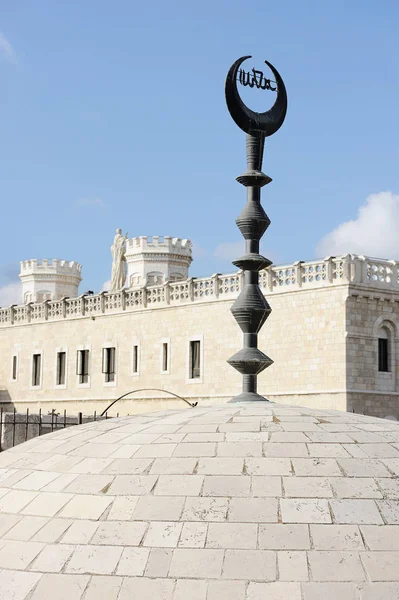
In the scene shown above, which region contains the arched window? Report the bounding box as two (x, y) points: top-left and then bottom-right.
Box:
(147, 272), (164, 286)
(378, 326), (390, 372)
(169, 273), (184, 282)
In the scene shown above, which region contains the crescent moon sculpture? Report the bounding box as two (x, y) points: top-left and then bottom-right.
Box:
(225, 56), (287, 137)
(225, 56), (288, 402)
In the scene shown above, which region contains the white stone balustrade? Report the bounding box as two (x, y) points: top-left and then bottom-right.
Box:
(1, 254), (398, 327)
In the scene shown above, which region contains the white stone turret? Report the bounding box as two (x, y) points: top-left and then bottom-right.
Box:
(19, 259), (82, 304)
(125, 236), (192, 288)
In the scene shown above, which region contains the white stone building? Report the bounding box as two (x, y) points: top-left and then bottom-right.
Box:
(19, 259), (82, 304)
(1, 244), (399, 419)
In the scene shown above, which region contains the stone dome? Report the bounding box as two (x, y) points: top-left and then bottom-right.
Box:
(0, 402), (398, 599)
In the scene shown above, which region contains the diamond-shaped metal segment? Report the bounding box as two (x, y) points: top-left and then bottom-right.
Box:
(227, 347), (273, 375)
(231, 285), (271, 333)
(236, 202), (270, 240)
(229, 391), (271, 402)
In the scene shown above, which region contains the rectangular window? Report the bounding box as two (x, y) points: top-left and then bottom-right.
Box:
(162, 342), (169, 373)
(378, 338), (389, 372)
(189, 340), (201, 379)
(12, 356), (17, 381)
(132, 345), (139, 374)
(102, 347), (116, 383)
(77, 350), (90, 384)
(56, 352), (66, 385)
(32, 354), (41, 387)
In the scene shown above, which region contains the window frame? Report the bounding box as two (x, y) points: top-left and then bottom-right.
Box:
(378, 336), (389, 373)
(102, 346), (116, 385)
(55, 350), (67, 388)
(11, 354), (18, 382)
(76, 347), (91, 387)
(186, 335), (203, 384)
(132, 342), (140, 376)
(31, 352), (43, 389)
(160, 338), (170, 374)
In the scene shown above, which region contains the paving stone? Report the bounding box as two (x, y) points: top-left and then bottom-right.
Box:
(41, 473), (79, 493)
(301, 582), (359, 600)
(331, 477), (382, 499)
(207, 522), (257, 548)
(133, 496), (185, 521)
(264, 443), (308, 457)
(109, 475), (157, 495)
(251, 476), (282, 497)
(3, 516), (48, 541)
(149, 458), (197, 474)
(361, 525), (399, 550)
(361, 444), (399, 458)
(143, 521), (182, 547)
(173, 443), (216, 457)
(197, 458), (244, 475)
(361, 551), (399, 581)
(169, 548), (224, 578)
(217, 442), (262, 457)
(207, 580), (246, 600)
(133, 443), (177, 458)
(174, 578), (208, 600)
(67, 458), (113, 474)
(225, 432), (269, 443)
(178, 522), (207, 547)
(0, 539), (44, 569)
(107, 496), (139, 520)
(281, 499), (331, 523)
(338, 459), (391, 477)
(0, 512), (23, 539)
(183, 433), (224, 442)
(307, 444), (350, 458)
(306, 432), (354, 444)
(108, 444), (141, 458)
(30, 543), (74, 572)
(308, 550), (365, 581)
(310, 525), (364, 550)
(67, 544), (123, 575)
(103, 458), (153, 474)
(222, 549), (276, 580)
(278, 551), (308, 580)
(154, 475), (203, 496)
(376, 477), (399, 498)
(259, 524), (311, 549)
(270, 432), (312, 443)
(144, 548), (173, 577)
(330, 500), (384, 524)
(247, 582), (302, 599)
(219, 423), (260, 432)
(283, 476), (333, 498)
(59, 494), (113, 520)
(116, 547), (150, 575)
(228, 497), (278, 522)
(245, 458), (292, 476)
(69, 443), (119, 458)
(292, 458), (342, 477)
(64, 474), (114, 494)
(13, 471), (61, 491)
(84, 575), (123, 600)
(381, 459), (399, 476)
(0, 569), (42, 600)
(358, 582), (399, 599)
(203, 476), (250, 497)
(0, 489), (39, 513)
(376, 499), (399, 523)
(182, 497), (229, 521)
(32, 518), (73, 543)
(91, 521), (147, 546)
(29, 573), (89, 600)
(118, 577), (175, 600)
(61, 520), (98, 544)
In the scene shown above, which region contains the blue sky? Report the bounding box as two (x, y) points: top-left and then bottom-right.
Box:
(1, 0), (398, 301)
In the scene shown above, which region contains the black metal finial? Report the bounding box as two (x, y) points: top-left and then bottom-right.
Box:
(225, 56), (288, 402)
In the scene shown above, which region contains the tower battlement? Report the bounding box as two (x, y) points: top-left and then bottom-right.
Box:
(126, 236), (192, 257)
(20, 259), (82, 277)
(19, 259), (82, 304)
(125, 236), (192, 288)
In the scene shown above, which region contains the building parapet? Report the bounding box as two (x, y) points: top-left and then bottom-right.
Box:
(1, 255), (398, 327)
(126, 236), (192, 255)
(20, 259), (82, 278)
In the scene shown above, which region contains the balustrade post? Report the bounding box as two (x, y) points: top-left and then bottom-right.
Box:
(142, 285), (148, 308)
(99, 291), (105, 313)
(293, 261), (303, 288)
(61, 297), (67, 318)
(10, 305), (15, 325)
(80, 295), (86, 316)
(121, 289), (126, 310)
(266, 267), (273, 292)
(164, 281), (170, 305)
(212, 274), (220, 298)
(44, 299), (49, 321)
(27, 303), (33, 323)
(188, 277), (195, 302)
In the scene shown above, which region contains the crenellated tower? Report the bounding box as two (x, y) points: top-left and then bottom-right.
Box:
(19, 259), (82, 304)
(125, 236), (192, 288)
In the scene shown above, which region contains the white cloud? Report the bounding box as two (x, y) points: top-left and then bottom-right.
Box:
(214, 241), (244, 262)
(101, 280), (111, 292)
(191, 243), (207, 259)
(0, 282), (21, 306)
(76, 197), (105, 208)
(0, 32), (16, 64)
(316, 192), (399, 260)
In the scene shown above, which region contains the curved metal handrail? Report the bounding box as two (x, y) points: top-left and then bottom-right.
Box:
(100, 388), (198, 417)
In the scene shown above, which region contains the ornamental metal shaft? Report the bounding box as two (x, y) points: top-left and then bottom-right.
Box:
(225, 56), (288, 402)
